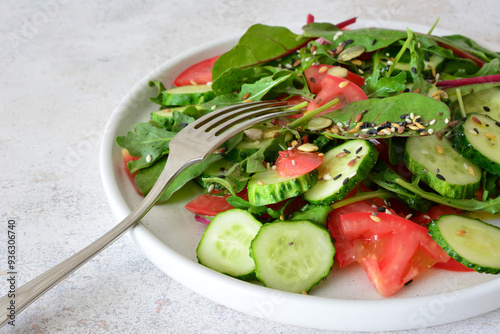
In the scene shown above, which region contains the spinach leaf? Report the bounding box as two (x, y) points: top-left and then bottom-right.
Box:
(212, 24), (312, 79)
(211, 67), (265, 96)
(322, 93), (450, 139)
(116, 121), (176, 174)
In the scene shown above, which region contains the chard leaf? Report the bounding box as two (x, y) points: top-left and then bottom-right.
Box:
(322, 93), (450, 139)
(116, 122), (176, 173)
(440, 34), (500, 62)
(212, 24), (312, 79)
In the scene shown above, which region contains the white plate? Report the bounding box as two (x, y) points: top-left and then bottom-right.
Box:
(100, 21), (500, 331)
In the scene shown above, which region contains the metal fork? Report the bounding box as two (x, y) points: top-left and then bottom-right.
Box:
(0, 100), (298, 327)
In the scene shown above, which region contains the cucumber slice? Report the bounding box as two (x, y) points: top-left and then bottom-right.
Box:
(225, 138), (273, 162)
(428, 215), (500, 274)
(195, 159), (236, 190)
(462, 86), (500, 122)
(161, 84), (215, 106)
(196, 209), (262, 280)
(251, 220), (335, 293)
(304, 140), (378, 205)
(404, 135), (481, 199)
(452, 113), (500, 175)
(247, 169), (317, 206)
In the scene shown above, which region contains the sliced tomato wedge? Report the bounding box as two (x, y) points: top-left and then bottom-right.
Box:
(332, 212), (450, 297)
(184, 194), (234, 216)
(173, 55), (219, 86)
(122, 149), (141, 195)
(275, 148), (324, 177)
(307, 74), (367, 114)
(304, 65), (365, 93)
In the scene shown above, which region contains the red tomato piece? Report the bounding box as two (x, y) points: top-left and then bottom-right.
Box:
(184, 194), (234, 216)
(336, 212), (450, 296)
(173, 55), (219, 87)
(304, 65), (365, 93)
(307, 74), (367, 114)
(275, 148), (324, 178)
(122, 149), (141, 195)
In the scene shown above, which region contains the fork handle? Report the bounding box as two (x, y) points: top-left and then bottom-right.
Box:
(0, 157), (192, 327)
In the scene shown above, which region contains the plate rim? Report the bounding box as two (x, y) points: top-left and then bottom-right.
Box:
(99, 20), (500, 331)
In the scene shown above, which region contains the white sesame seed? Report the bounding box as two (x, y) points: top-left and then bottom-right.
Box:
(423, 215), (431, 220)
(405, 213), (413, 219)
(146, 154), (152, 163)
(429, 119), (436, 125)
(358, 69), (364, 74)
(428, 128), (434, 135)
(312, 51), (317, 56)
(445, 118), (449, 124)
(285, 63), (292, 69)
(207, 184), (215, 194)
(421, 150), (429, 155)
(292, 160), (296, 165)
(304, 57), (311, 62)
(333, 31), (343, 41)
(385, 52), (390, 57)
(387, 60), (394, 65)
(410, 112), (414, 119)
(211, 105), (216, 110)
(323, 173), (331, 180)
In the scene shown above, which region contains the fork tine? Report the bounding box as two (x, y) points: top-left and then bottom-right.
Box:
(188, 100), (288, 134)
(198, 107), (301, 159)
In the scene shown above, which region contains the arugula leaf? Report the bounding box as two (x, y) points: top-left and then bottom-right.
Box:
(116, 122), (176, 174)
(365, 70), (407, 97)
(134, 133), (244, 203)
(202, 72), (293, 110)
(212, 24), (312, 79)
(303, 24), (407, 52)
(148, 80), (166, 105)
(370, 161), (500, 214)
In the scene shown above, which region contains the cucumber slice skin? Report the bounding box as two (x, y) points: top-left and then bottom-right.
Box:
(251, 220), (335, 293)
(248, 169), (318, 206)
(452, 113), (500, 176)
(461, 86), (500, 122)
(196, 209), (262, 280)
(404, 135), (481, 199)
(428, 214), (500, 274)
(304, 140), (379, 205)
(195, 159), (236, 190)
(161, 84), (216, 106)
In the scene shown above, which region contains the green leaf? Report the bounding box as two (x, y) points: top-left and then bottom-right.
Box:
(116, 122), (176, 174)
(134, 133), (244, 203)
(322, 93), (450, 139)
(440, 34), (500, 62)
(365, 71), (407, 97)
(290, 205), (333, 226)
(148, 80), (166, 105)
(211, 67), (264, 96)
(303, 25), (407, 52)
(212, 24), (312, 79)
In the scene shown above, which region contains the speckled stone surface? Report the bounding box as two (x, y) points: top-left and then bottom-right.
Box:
(1, 0), (500, 333)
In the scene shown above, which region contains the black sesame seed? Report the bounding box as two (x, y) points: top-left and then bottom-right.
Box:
(436, 174), (446, 181)
(355, 146), (363, 154)
(416, 128), (425, 133)
(345, 39), (354, 45)
(411, 67), (417, 74)
(385, 65), (391, 71)
(400, 113), (409, 119)
(289, 241), (294, 246)
(342, 177), (349, 185)
(371, 38), (377, 45)
(496, 121), (500, 127)
(310, 77), (316, 83)
(377, 207), (386, 213)
(372, 212), (378, 216)
(424, 57), (430, 62)
(474, 127), (479, 134)
(343, 148), (351, 154)
(220, 167), (226, 173)
(404, 88), (410, 93)
(405, 279), (414, 286)
(367, 129), (378, 135)
(399, 121), (408, 127)
(217, 175), (226, 179)
(483, 106), (491, 112)
(333, 174), (342, 181)
(331, 47), (337, 53)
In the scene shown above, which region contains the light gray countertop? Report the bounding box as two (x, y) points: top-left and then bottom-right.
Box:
(1, 0), (500, 333)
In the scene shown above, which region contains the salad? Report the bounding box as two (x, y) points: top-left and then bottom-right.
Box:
(116, 16), (500, 297)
